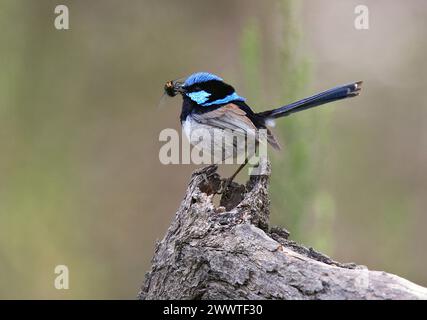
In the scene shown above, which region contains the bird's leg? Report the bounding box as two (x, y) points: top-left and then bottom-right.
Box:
(200, 172), (211, 184)
(221, 158), (249, 193)
(229, 158), (249, 182)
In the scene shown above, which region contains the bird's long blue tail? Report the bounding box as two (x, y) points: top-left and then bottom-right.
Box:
(258, 81), (362, 119)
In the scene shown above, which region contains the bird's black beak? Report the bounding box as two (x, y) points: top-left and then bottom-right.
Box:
(164, 80), (185, 97)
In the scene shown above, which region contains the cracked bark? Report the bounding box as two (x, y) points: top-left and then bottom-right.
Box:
(138, 163), (427, 300)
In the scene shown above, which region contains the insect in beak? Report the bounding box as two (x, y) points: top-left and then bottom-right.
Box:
(164, 80), (184, 97)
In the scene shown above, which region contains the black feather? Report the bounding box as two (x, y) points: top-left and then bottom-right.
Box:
(258, 81), (363, 119)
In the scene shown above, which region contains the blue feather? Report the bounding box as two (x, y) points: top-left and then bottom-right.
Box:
(184, 72), (223, 87)
(259, 81), (363, 119)
(187, 90), (211, 104)
(201, 92), (245, 106)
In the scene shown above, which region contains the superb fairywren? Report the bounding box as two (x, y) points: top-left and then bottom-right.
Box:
(164, 72), (362, 182)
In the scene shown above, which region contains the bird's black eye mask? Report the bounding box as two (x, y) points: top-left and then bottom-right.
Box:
(182, 80), (242, 106)
(164, 78), (241, 107)
(183, 80), (235, 97)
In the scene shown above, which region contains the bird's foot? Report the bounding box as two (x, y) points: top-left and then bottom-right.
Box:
(198, 169), (222, 196)
(219, 178), (246, 210)
(219, 178), (232, 194)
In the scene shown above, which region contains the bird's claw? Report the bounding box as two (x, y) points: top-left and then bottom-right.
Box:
(218, 178), (232, 195)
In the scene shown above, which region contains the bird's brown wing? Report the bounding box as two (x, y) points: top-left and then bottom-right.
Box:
(192, 103), (257, 132)
(192, 103), (281, 150)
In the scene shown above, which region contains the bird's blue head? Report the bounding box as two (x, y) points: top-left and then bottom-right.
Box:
(164, 72), (245, 107)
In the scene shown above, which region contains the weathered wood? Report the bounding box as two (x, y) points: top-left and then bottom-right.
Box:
(138, 163), (427, 300)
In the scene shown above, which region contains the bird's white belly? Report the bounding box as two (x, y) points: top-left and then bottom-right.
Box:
(182, 115), (195, 141)
(182, 115), (217, 154)
(182, 115), (254, 163)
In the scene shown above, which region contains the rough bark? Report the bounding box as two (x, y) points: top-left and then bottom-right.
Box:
(138, 163), (427, 300)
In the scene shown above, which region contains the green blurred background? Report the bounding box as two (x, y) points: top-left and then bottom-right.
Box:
(0, 0), (426, 299)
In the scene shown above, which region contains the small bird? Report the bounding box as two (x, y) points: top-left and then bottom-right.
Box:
(164, 72), (362, 184)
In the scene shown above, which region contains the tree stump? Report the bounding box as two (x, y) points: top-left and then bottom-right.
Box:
(138, 163), (427, 300)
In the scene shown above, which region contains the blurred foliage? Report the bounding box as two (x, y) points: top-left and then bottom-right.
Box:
(239, 0), (334, 252)
(239, 19), (262, 104)
(272, 0), (336, 253)
(269, 0), (314, 240)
